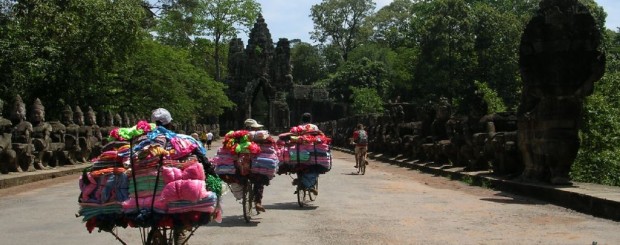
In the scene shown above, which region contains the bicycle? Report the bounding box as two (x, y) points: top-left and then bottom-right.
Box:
(295, 174), (318, 207)
(235, 153), (258, 223)
(355, 146), (368, 175)
(241, 177), (255, 223)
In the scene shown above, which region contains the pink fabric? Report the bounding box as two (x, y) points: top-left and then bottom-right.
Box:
(160, 180), (208, 202)
(182, 162), (205, 180)
(122, 196), (167, 211)
(80, 173), (98, 201)
(161, 163), (205, 183)
(167, 206), (215, 214)
(162, 167), (183, 184)
(170, 137), (197, 159)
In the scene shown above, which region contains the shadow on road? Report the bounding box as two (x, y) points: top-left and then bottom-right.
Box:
(211, 215), (260, 227)
(480, 193), (542, 205)
(264, 202), (318, 210)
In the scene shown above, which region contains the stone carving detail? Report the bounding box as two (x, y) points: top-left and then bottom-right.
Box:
(74, 106), (91, 163)
(0, 98), (17, 174)
(85, 107), (103, 159)
(30, 98), (52, 169)
(517, 0), (605, 184)
(62, 105), (80, 164)
(10, 95), (34, 172)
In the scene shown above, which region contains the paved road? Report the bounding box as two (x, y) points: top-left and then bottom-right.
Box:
(1, 142), (620, 244)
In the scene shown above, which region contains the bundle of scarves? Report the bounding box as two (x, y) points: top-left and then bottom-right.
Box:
(77, 120), (222, 234)
(277, 128), (332, 175)
(211, 130), (282, 182)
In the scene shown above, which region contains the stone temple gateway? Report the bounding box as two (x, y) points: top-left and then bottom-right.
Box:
(223, 14), (293, 132)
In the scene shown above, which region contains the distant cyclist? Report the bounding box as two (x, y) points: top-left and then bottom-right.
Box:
(352, 123), (368, 168)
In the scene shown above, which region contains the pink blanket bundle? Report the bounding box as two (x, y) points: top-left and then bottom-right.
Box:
(160, 179), (208, 202)
(79, 173), (97, 202)
(167, 205), (215, 214)
(122, 196), (167, 211)
(161, 163), (205, 184)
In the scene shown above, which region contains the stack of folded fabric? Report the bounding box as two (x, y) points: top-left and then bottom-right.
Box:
(78, 145), (130, 233)
(250, 136), (279, 179)
(77, 121), (222, 233)
(211, 130), (263, 183)
(211, 147), (236, 176)
(278, 133), (332, 174)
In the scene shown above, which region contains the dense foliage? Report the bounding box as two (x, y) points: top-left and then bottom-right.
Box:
(0, 0), (238, 122)
(302, 0), (620, 185)
(1, 0), (619, 185)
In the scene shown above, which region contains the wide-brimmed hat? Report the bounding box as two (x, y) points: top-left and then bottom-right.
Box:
(244, 118), (263, 128)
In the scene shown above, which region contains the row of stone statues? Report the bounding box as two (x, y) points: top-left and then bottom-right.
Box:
(318, 102), (522, 182)
(0, 95), (219, 174)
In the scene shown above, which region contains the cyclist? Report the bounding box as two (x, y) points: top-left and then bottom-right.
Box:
(352, 123), (368, 168)
(151, 108), (216, 245)
(291, 113), (322, 195)
(244, 118), (268, 212)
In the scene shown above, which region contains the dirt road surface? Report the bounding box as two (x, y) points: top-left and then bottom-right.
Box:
(1, 141), (619, 244)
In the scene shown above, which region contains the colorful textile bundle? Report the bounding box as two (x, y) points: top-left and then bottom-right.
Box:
(78, 121), (221, 233)
(213, 130), (282, 182)
(279, 143), (331, 173)
(222, 130), (261, 154)
(211, 147), (237, 175)
(250, 143), (280, 179)
(277, 126), (332, 175)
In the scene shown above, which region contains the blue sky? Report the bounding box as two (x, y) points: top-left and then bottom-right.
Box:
(253, 0), (619, 44)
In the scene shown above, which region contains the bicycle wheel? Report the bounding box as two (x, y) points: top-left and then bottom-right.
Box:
(308, 178), (318, 201)
(296, 184), (306, 207)
(242, 179), (254, 223)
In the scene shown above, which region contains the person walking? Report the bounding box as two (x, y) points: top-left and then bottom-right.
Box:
(206, 130), (214, 150)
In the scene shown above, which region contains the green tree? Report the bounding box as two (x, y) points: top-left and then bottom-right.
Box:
(368, 0), (416, 49)
(291, 42), (326, 85)
(155, 0), (203, 48)
(199, 0), (260, 81)
(112, 39), (233, 121)
(411, 0), (477, 105)
(310, 0), (375, 62)
(350, 87), (383, 115)
(471, 2), (522, 108)
(319, 57), (389, 105)
(0, 0), (145, 116)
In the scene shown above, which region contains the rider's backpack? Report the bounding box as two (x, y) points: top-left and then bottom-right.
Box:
(355, 130), (368, 145)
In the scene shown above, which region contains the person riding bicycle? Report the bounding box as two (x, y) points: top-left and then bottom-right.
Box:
(151, 108), (216, 245)
(244, 118), (268, 212)
(352, 123), (369, 168)
(291, 113), (322, 195)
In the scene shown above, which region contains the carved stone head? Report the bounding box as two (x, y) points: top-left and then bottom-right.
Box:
(10, 95), (26, 122)
(85, 107), (97, 126)
(62, 105), (74, 125)
(104, 111), (114, 127)
(113, 113), (122, 127)
(30, 98), (45, 124)
(74, 106), (84, 126)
